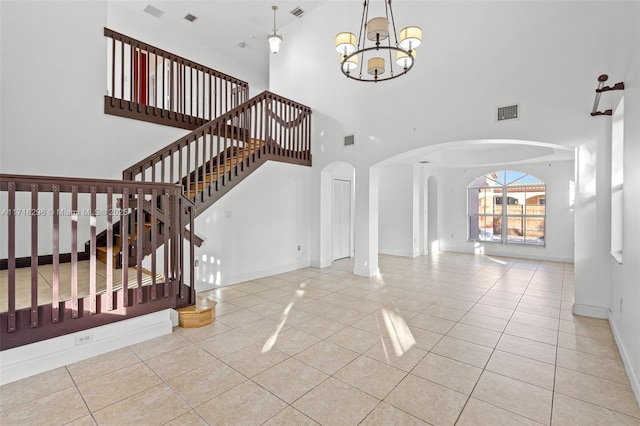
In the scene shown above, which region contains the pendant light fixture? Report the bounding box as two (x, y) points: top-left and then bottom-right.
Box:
(335, 0), (422, 82)
(268, 5), (282, 54)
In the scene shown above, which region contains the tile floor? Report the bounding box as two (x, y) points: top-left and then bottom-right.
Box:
(1, 253), (639, 425)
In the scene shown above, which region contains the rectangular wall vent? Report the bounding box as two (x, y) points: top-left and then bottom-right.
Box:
(344, 135), (354, 146)
(497, 104), (519, 121)
(143, 4), (165, 18)
(184, 13), (198, 22)
(290, 7), (304, 18)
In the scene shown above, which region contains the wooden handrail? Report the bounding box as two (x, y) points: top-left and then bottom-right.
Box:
(123, 90), (312, 183)
(0, 173), (194, 350)
(104, 28), (249, 128)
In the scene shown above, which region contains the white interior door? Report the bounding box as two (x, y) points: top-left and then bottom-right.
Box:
(332, 179), (351, 260)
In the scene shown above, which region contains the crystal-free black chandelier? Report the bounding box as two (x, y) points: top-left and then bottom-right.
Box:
(335, 0), (422, 82)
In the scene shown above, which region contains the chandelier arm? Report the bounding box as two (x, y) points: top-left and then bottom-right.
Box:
(357, 0), (369, 78)
(387, 0), (400, 46)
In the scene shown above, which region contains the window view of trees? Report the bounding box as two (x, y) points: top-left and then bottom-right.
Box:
(468, 171), (545, 246)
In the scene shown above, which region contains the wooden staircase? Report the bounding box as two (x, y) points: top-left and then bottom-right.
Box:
(94, 91), (312, 270)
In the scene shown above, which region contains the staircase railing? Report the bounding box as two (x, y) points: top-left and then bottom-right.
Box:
(104, 28), (249, 130)
(123, 90), (312, 210)
(0, 174), (195, 350)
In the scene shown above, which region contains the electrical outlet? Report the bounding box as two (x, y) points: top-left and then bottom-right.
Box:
(194, 259), (199, 267)
(74, 332), (93, 345)
(297, 245), (301, 251)
(620, 298), (623, 314)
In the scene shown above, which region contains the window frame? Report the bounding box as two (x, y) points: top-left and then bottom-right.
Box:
(467, 171), (546, 246)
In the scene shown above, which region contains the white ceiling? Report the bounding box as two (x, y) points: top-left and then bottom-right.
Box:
(109, 1), (578, 169)
(109, 1), (327, 75)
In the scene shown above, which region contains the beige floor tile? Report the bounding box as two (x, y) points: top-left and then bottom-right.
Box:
(92, 384), (190, 425)
(144, 345), (216, 381)
(497, 334), (557, 365)
(65, 414), (97, 426)
(164, 410), (208, 426)
(201, 286), (250, 301)
(263, 406), (320, 425)
(486, 350), (555, 390)
(294, 340), (360, 375)
(229, 293), (268, 308)
(234, 316), (288, 340)
(409, 325), (445, 351)
(0, 367), (74, 411)
(559, 319), (615, 340)
(76, 363), (160, 412)
(247, 300), (289, 317)
(324, 306), (369, 325)
(472, 371), (553, 425)
(460, 312), (509, 332)
(360, 402), (428, 425)
(269, 327), (321, 356)
(352, 313), (386, 334)
(554, 367), (640, 418)
(556, 347), (629, 385)
(363, 338), (428, 372)
(334, 355), (406, 399)
(172, 320), (232, 342)
(128, 333), (191, 360)
(469, 303), (514, 320)
(516, 302), (560, 319)
(447, 322), (502, 348)
(384, 373), (468, 425)
(510, 311), (560, 331)
(0, 387), (89, 425)
(215, 308), (264, 327)
(457, 398), (543, 426)
(294, 316), (346, 339)
(431, 336), (493, 368)
(557, 331), (621, 361)
(196, 381), (287, 425)
(66, 347), (140, 385)
(293, 377), (379, 426)
(326, 326), (380, 353)
(253, 357), (328, 403)
(166, 358), (246, 406)
(479, 296), (519, 310)
(198, 329), (257, 357)
(219, 341), (289, 377)
(411, 352), (482, 395)
(551, 393), (640, 426)
(422, 304), (467, 321)
(408, 312), (456, 334)
(504, 321), (559, 345)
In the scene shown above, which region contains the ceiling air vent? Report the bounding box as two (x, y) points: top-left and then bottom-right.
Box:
(184, 13), (198, 22)
(290, 7), (304, 18)
(497, 104), (519, 121)
(143, 4), (165, 18)
(344, 135), (355, 146)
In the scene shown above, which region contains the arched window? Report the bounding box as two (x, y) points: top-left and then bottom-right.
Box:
(468, 170), (546, 246)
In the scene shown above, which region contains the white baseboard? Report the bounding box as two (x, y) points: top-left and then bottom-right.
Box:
(195, 259), (311, 291)
(609, 314), (640, 407)
(0, 309), (173, 386)
(442, 244), (574, 263)
(379, 248), (417, 258)
(353, 264), (379, 277)
(572, 303), (609, 319)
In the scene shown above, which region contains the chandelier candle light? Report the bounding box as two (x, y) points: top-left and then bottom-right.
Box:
(336, 0), (422, 82)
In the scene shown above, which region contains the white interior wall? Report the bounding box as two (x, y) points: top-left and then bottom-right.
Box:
(378, 165), (415, 257)
(606, 1), (640, 400)
(0, 0), (271, 259)
(192, 161), (311, 290)
(433, 160), (575, 262)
